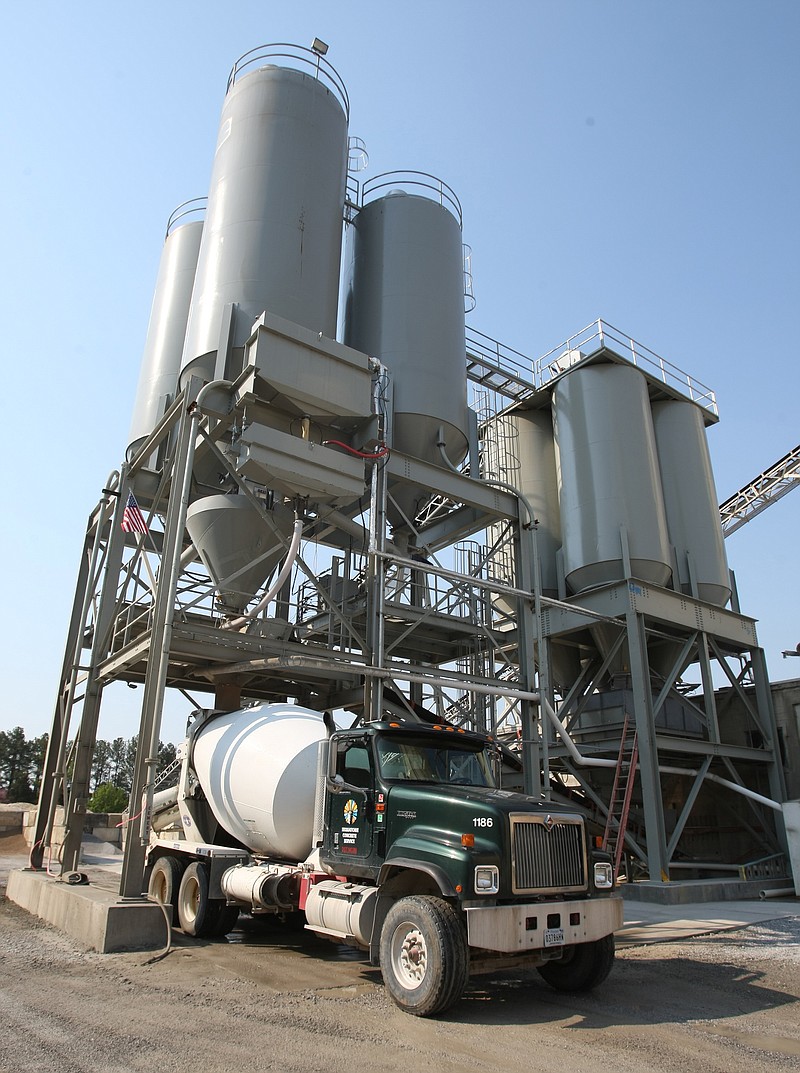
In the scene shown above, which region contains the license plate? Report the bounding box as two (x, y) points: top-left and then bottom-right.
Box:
(544, 927), (564, 947)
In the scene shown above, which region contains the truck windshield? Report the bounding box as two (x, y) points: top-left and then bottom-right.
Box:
(376, 736), (495, 787)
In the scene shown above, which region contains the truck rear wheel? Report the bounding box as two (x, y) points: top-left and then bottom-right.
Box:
(537, 934), (615, 992)
(177, 863), (239, 938)
(209, 904), (240, 938)
(147, 856), (184, 926)
(177, 862), (217, 937)
(379, 895), (469, 1016)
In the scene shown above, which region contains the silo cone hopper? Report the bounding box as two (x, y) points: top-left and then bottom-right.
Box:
(185, 494), (294, 613)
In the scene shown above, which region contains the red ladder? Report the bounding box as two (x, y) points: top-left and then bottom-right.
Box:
(602, 714), (639, 882)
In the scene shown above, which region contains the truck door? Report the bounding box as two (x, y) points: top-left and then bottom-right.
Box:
(326, 738), (378, 871)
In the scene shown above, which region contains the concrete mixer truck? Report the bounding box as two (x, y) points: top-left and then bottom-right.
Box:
(145, 702), (622, 1016)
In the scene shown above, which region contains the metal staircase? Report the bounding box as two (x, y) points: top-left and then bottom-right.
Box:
(465, 327), (537, 405)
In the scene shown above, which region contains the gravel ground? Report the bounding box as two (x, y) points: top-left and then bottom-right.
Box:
(1, 888), (799, 1073)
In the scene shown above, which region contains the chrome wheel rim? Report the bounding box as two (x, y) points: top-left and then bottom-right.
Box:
(391, 923), (428, 990)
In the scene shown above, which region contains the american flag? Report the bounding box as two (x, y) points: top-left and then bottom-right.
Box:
(121, 492), (148, 534)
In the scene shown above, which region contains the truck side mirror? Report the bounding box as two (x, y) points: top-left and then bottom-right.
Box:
(326, 773), (368, 797)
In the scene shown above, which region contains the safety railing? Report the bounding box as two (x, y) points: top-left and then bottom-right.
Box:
(535, 319), (718, 417)
(226, 43), (350, 121)
(165, 197), (206, 239)
(361, 171), (464, 229)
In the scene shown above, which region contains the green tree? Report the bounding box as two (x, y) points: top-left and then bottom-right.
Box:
(0, 727), (37, 802)
(158, 740), (177, 773)
(28, 734), (48, 800)
(108, 737), (128, 789)
(87, 782), (129, 813)
(91, 739), (112, 791)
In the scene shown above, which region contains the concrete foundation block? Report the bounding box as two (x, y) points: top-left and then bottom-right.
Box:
(6, 869), (167, 953)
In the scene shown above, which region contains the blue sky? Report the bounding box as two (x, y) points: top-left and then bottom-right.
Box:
(2, 1), (798, 742)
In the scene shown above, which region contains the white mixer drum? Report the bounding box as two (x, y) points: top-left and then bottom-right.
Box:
(191, 702), (327, 860)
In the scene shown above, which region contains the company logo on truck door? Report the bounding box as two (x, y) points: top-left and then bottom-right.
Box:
(343, 798), (358, 824)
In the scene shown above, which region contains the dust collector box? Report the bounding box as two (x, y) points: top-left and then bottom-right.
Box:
(242, 311), (373, 422)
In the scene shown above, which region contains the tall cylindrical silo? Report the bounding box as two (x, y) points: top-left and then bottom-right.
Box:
(553, 363), (672, 595)
(652, 400), (730, 606)
(511, 409), (562, 598)
(342, 177), (469, 527)
(127, 202), (204, 460)
(484, 407), (582, 689)
(180, 47), (349, 387)
(484, 409), (562, 598)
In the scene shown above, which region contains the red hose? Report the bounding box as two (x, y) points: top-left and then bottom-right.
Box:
(323, 439), (390, 459)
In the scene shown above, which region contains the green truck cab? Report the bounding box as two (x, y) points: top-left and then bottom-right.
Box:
(318, 719), (623, 1015)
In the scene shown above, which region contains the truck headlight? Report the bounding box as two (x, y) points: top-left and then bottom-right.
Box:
(474, 865), (499, 894)
(594, 861), (614, 889)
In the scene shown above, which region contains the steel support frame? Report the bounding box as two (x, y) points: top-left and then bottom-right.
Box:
(119, 382), (202, 899)
(543, 581), (786, 882)
(35, 354), (550, 899)
(30, 486), (121, 870)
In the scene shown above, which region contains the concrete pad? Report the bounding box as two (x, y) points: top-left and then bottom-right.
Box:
(621, 876), (793, 903)
(6, 869), (167, 953)
(618, 896), (800, 946)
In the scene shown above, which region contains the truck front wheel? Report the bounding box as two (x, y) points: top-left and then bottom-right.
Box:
(379, 895), (469, 1016)
(537, 934), (615, 992)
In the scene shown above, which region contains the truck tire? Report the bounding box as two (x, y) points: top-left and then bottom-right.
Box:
(208, 904), (240, 938)
(537, 934), (615, 992)
(147, 856), (184, 926)
(379, 895), (469, 1016)
(177, 862), (219, 938)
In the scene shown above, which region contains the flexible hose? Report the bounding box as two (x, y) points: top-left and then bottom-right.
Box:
(323, 438), (389, 459)
(142, 895), (173, 964)
(224, 517), (304, 630)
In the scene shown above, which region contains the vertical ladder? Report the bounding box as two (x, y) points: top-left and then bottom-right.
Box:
(602, 714), (639, 881)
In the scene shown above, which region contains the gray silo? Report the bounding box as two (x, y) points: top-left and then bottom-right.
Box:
(180, 46), (349, 387)
(127, 202), (204, 461)
(485, 408), (562, 598)
(484, 407), (581, 691)
(652, 400), (730, 606)
(343, 176), (469, 527)
(553, 363), (672, 594)
(510, 409), (562, 598)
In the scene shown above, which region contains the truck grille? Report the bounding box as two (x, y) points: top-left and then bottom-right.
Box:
(510, 813), (587, 894)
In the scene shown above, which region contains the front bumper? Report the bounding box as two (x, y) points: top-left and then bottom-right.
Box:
(464, 895), (623, 954)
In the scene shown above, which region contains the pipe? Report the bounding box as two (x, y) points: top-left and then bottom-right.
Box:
(223, 517), (304, 630)
(312, 503), (401, 557)
(659, 765), (783, 812)
(759, 887), (797, 900)
(437, 427), (537, 528)
(365, 665), (541, 703)
(541, 697), (618, 769)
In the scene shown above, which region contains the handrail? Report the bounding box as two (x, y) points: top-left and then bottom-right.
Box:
(226, 43), (350, 121)
(462, 319), (719, 416)
(165, 197), (207, 239)
(535, 318), (718, 417)
(466, 326), (535, 381)
(361, 170), (463, 228)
